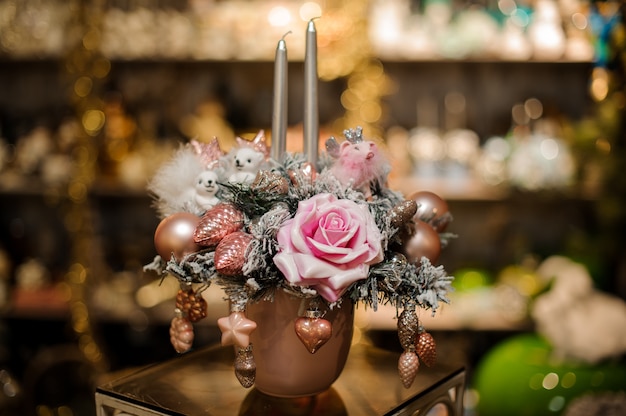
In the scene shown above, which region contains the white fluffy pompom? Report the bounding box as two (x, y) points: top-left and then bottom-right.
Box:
(148, 145), (205, 218)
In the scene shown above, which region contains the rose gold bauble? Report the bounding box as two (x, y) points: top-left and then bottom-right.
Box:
(215, 231), (254, 276)
(246, 291), (354, 397)
(193, 203), (244, 248)
(408, 191), (449, 231)
(154, 212), (201, 261)
(404, 220), (441, 264)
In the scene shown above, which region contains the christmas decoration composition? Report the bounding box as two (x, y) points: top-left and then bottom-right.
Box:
(145, 20), (455, 398)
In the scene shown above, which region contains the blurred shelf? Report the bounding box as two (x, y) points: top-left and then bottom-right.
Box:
(0, 55), (594, 66)
(388, 175), (600, 202)
(356, 296), (532, 332)
(0, 173), (599, 203)
(379, 58), (594, 65)
(389, 175), (509, 200)
(6, 286), (71, 320)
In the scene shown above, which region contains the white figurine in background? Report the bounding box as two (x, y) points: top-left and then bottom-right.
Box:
(228, 147), (265, 184)
(532, 256), (626, 364)
(194, 170), (220, 211)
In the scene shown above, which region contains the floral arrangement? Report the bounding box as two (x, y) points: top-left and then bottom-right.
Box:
(145, 126), (455, 389)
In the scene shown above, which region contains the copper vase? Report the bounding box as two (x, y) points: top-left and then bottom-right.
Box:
(246, 290), (354, 397)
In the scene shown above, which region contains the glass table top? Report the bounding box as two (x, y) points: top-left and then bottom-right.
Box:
(96, 341), (465, 415)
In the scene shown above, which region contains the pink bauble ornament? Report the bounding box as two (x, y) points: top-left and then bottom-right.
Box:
(154, 212), (201, 261)
(409, 191), (450, 231)
(404, 220), (441, 264)
(193, 203), (244, 248)
(214, 231), (254, 276)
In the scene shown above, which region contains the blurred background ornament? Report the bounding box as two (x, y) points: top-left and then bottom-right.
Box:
(403, 219), (441, 264)
(474, 333), (626, 416)
(409, 190), (449, 229)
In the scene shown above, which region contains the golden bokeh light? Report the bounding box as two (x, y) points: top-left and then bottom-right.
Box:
(74, 76), (93, 98)
(82, 109), (105, 135)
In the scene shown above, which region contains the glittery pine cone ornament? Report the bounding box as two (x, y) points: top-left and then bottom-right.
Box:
(175, 289), (208, 323)
(398, 308), (420, 350)
(234, 345), (256, 388)
(389, 199), (418, 229)
(398, 350), (420, 389)
(416, 330), (437, 368)
(397, 307), (432, 388)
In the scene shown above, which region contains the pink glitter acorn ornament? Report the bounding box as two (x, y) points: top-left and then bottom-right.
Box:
(214, 231), (254, 276)
(193, 203), (244, 248)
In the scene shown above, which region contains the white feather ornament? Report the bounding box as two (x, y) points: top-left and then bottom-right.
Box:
(148, 146), (205, 218)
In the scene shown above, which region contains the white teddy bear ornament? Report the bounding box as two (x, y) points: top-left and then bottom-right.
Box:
(194, 170), (221, 211)
(228, 146), (266, 184)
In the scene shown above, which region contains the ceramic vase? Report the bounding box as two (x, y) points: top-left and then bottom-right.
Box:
(246, 290), (354, 397)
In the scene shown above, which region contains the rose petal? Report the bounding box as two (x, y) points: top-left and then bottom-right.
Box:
(307, 238), (370, 267)
(326, 263), (370, 290)
(312, 284), (344, 303)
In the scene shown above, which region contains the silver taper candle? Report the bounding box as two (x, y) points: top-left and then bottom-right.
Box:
(271, 34), (289, 162)
(303, 19), (319, 167)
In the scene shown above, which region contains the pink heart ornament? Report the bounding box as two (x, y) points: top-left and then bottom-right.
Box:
(294, 315), (332, 354)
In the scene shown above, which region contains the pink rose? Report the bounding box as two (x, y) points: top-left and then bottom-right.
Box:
(273, 193), (384, 302)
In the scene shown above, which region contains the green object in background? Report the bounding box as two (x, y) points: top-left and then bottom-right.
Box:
(452, 268), (493, 292)
(474, 334), (626, 415)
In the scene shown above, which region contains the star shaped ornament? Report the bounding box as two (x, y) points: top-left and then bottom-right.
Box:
(217, 312), (257, 348)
